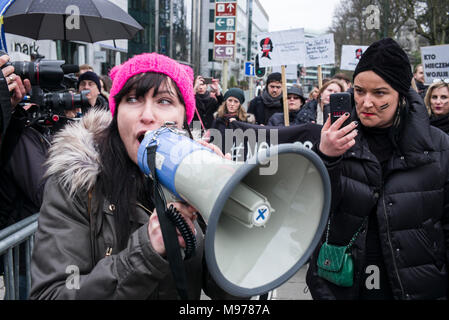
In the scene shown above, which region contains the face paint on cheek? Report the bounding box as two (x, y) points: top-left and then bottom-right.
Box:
(379, 103), (390, 110)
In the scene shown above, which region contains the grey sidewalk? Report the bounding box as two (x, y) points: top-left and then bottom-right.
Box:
(0, 265), (312, 300)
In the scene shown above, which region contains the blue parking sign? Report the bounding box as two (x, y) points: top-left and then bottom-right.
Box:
(245, 61), (254, 77)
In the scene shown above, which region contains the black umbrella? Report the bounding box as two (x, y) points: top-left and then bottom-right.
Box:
(3, 0), (143, 42)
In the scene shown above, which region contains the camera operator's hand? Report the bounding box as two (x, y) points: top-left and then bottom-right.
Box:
(10, 76), (31, 108)
(0, 54), (32, 108)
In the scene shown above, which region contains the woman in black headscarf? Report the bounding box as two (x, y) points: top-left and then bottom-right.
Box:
(306, 38), (449, 300)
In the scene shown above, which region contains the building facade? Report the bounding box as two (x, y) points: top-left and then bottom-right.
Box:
(127, 0), (201, 74)
(199, 0), (269, 84)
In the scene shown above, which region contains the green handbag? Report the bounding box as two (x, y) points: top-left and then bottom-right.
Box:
(317, 217), (366, 287)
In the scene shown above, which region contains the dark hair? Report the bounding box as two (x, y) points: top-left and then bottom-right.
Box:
(114, 71), (193, 137)
(97, 72), (192, 248)
(114, 72), (185, 108)
(97, 114), (151, 250)
(100, 75), (112, 93)
(333, 73), (351, 84)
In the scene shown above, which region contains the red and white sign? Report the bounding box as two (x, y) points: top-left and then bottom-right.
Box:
(214, 31), (235, 45)
(215, 2), (236, 16)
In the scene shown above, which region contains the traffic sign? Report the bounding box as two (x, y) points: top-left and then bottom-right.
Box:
(245, 62), (255, 77)
(215, 17), (236, 31)
(215, 2), (237, 16)
(214, 45), (235, 60)
(214, 1), (237, 61)
(214, 31), (236, 45)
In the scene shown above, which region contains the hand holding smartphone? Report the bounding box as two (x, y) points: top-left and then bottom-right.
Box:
(330, 92), (353, 127)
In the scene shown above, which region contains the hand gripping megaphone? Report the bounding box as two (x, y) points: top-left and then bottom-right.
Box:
(137, 126), (331, 297)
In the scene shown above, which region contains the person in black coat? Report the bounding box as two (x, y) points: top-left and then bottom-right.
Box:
(306, 38), (449, 300)
(209, 88), (255, 152)
(267, 86), (305, 126)
(248, 72), (283, 125)
(192, 76), (224, 130)
(424, 80), (449, 134)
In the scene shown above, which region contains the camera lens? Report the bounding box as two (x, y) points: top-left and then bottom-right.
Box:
(43, 91), (90, 111)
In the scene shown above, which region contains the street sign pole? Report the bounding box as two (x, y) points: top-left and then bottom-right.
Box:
(222, 60), (229, 92)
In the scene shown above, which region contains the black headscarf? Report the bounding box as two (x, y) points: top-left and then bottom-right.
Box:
(353, 38), (412, 97)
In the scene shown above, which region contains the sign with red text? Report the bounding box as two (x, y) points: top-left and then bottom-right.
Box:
(215, 1), (237, 17)
(214, 1), (237, 60)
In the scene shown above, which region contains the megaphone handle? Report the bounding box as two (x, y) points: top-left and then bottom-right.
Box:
(147, 145), (190, 300)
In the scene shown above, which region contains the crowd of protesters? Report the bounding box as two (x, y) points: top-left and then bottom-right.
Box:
(0, 37), (448, 300)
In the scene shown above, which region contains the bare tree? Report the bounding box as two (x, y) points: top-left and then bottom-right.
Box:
(409, 0), (449, 45)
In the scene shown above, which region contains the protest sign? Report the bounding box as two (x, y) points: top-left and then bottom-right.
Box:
(340, 45), (368, 71)
(209, 121), (321, 162)
(421, 44), (449, 84)
(256, 28), (305, 68)
(304, 34), (335, 67)
(272, 65), (298, 80)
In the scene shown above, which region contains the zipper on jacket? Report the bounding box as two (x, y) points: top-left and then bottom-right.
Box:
(137, 203), (152, 215)
(381, 194), (406, 299)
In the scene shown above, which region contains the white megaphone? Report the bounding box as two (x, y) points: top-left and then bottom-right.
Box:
(137, 126), (331, 297)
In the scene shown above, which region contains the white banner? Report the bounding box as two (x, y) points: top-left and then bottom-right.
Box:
(304, 34), (335, 67)
(421, 44), (449, 85)
(256, 28), (305, 67)
(272, 65), (298, 80)
(340, 45), (369, 71)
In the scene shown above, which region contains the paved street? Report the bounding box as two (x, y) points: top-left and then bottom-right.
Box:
(271, 264), (311, 300)
(200, 264), (312, 300)
(1, 264), (311, 300)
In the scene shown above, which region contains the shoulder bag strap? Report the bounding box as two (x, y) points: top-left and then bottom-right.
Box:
(147, 144), (190, 300)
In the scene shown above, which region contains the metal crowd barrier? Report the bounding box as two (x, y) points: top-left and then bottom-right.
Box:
(0, 214), (39, 300)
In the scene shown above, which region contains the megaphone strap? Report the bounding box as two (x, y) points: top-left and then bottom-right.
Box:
(147, 144), (190, 300)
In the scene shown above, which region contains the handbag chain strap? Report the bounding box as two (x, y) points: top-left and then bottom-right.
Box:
(325, 216), (368, 250)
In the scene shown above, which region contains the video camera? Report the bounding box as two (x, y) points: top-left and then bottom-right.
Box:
(0, 51), (90, 129)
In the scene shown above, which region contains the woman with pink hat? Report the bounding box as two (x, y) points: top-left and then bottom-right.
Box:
(30, 53), (236, 300)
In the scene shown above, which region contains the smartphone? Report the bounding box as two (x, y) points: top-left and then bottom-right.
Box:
(330, 92), (352, 127)
(202, 77), (213, 84)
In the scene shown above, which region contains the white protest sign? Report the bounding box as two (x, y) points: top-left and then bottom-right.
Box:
(304, 34), (335, 67)
(421, 44), (449, 84)
(272, 65), (298, 80)
(256, 28), (305, 67)
(340, 45), (369, 71)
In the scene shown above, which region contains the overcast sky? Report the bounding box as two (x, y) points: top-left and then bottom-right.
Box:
(257, 0), (342, 34)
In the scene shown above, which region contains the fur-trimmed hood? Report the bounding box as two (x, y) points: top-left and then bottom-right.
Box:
(45, 109), (112, 197)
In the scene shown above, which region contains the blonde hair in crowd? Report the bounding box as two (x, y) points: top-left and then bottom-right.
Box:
(424, 81), (449, 116)
(217, 100), (248, 122)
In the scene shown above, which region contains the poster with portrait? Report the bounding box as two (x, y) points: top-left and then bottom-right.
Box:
(256, 28), (305, 68)
(340, 45), (369, 71)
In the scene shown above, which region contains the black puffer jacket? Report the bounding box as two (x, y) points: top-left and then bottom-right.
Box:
(267, 110), (300, 127)
(295, 100), (330, 125)
(430, 115), (449, 134)
(306, 89), (449, 300)
(193, 93), (224, 129)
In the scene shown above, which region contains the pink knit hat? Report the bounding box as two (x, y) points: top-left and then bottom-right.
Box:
(108, 52), (195, 124)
